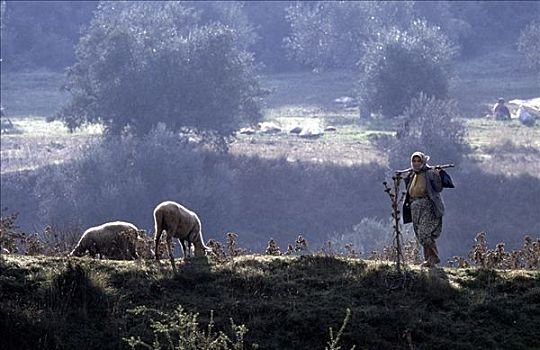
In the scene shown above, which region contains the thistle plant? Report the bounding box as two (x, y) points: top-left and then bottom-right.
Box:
(265, 239), (281, 256)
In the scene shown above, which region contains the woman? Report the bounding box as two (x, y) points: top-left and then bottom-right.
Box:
(403, 151), (446, 267)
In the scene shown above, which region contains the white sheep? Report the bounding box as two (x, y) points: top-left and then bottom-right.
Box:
(153, 201), (210, 266)
(69, 221), (142, 260)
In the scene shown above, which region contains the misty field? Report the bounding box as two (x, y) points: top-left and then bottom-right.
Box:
(2, 57), (539, 176)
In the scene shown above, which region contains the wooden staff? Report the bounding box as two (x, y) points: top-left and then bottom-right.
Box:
(395, 163), (455, 175)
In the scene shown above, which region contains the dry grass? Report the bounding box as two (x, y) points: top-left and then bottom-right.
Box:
(0, 70), (68, 117)
(463, 118), (540, 177)
(0, 117), (102, 174)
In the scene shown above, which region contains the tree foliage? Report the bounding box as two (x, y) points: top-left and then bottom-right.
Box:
(243, 1), (299, 72)
(54, 2), (265, 140)
(0, 1), (97, 71)
(357, 20), (457, 119)
(284, 1), (414, 70)
(184, 1), (258, 52)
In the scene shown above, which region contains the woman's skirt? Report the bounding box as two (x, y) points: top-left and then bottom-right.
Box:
(410, 198), (442, 246)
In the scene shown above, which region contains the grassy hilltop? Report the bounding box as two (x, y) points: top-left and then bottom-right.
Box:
(1, 254), (539, 350)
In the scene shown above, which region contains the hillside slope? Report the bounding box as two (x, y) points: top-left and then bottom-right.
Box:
(1, 255), (539, 350)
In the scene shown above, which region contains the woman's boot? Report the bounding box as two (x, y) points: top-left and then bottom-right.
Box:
(428, 243), (441, 266)
(421, 244), (432, 267)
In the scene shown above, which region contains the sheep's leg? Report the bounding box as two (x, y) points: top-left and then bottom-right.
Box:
(127, 240), (138, 260)
(166, 237), (176, 271)
(187, 241), (193, 258)
(154, 211), (164, 260)
(179, 239), (189, 260)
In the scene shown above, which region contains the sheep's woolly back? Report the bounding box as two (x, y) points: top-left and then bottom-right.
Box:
(70, 221), (140, 259)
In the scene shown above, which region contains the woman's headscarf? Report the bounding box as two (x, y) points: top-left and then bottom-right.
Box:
(410, 151), (430, 172)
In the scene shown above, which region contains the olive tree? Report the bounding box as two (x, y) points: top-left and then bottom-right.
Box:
(284, 1), (414, 70)
(357, 20), (457, 119)
(55, 2), (265, 145)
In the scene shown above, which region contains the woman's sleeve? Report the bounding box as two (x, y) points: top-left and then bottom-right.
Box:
(431, 170), (443, 192)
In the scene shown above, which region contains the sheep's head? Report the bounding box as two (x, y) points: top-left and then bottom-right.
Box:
(69, 248), (83, 257)
(194, 244), (212, 257)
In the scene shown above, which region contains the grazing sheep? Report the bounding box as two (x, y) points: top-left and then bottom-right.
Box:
(153, 201), (210, 266)
(69, 221), (142, 260)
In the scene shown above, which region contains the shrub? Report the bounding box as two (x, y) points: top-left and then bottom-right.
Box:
(125, 305), (252, 350)
(0, 211), (21, 254)
(54, 2), (265, 141)
(447, 231), (540, 270)
(357, 20), (457, 118)
(374, 92), (468, 170)
(32, 129), (238, 238)
(327, 217), (394, 257)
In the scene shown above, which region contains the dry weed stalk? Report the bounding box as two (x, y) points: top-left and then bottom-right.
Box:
(206, 239), (228, 262)
(344, 243), (359, 258)
(265, 239), (281, 255)
(226, 232), (246, 257)
(295, 234), (309, 253)
(0, 212), (22, 254)
(453, 232), (540, 270)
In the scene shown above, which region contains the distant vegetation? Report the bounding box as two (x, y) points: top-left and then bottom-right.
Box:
(53, 2), (265, 143)
(518, 20), (540, 71)
(357, 20), (457, 119)
(2, 1), (539, 73)
(376, 93), (468, 169)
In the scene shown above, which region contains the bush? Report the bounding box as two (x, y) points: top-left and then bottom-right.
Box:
(32, 129), (238, 237)
(125, 305), (252, 350)
(54, 2), (265, 140)
(518, 20), (540, 71)
(374, 93), (468, 170)
(357, 20), (457, 119)
(327, 217), (394, 257)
